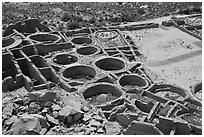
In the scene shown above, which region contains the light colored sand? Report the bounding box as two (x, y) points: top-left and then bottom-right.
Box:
(120, 16), (171, 26)
(147, 55), (202, 91)
(129, 26), (202, 91)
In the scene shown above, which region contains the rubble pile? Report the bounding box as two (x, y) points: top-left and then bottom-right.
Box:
(162, 14), (202, 38)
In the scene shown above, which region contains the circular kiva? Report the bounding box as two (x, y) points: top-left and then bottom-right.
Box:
(149, 84), (188, 101)
(76, 46), (100, 56)
(71, 36), (93, 45)
(118, 74), (149, 89)
(95, 57), (126, 71)
(2, 37), (22, 50)
(134, 99), (154, 114)
(82, 83), (123, 105)
(95, 30), (118, 41)
(52, 53), (78, 66)
(27, 33), (61, 43)
(192, 82), (202, 101)
(60, 65), (96, 82)
(176, 113), (202, 127)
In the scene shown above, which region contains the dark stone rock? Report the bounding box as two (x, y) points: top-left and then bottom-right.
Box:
(66, 115), (74, 125)
(73, 113), (82, 121)
(40, 92), (57, 102)
(27, 93), (40, 101)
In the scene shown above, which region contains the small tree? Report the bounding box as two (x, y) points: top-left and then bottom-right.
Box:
(192, 6), (202, 13)
(89, 17), (96, 24)
(98, 17), (104, 22)
(137, 8), (145, 15)
(66, 21), (80, 30)
(61, 13), (71, 22)
(73, 15), (83, 22)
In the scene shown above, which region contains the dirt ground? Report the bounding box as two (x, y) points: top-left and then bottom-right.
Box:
(126, 26), (202, 93)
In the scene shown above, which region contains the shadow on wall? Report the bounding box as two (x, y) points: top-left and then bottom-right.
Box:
(3, 18), (51, 37)
(147, 50), (202, 67)
(2, 53), (24, 92)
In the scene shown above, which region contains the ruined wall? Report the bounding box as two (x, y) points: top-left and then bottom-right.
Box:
(2, 18), (202, 135)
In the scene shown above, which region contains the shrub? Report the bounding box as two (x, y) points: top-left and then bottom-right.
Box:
(98, 17), (104, 22)
(66, 21), (80, 30)
(73, 15), (83, 22)
(137, 8), (146, 15)
(192, 6), (202, 13)
(61, 13), (71, 22)
(89, 17), (96, 24)
(163, 12), (170, 16)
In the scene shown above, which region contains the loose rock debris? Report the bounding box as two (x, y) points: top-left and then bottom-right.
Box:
(2, 14), (202, 135)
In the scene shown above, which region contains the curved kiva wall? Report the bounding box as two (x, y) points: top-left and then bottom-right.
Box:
(2, 37), (15, 48)
(82, 82), (123, 105)
(95, 57), (126, 71)
(2, 37), (22, 50)
(176, 111), (202, 127)
(118, 74), (149, 89)
(124, 121), (162, 135)
(71, 36), (93, 45)
(147, 84), (188, 102)
(61, 65), (96, 82)
(52, 53), (78, 66)
(192, 82), (202, 101)
(134, 100), (154, 113)
(30, 55), (48, 68)
(76, 46), (100, 56)
(27, 33), (61, 43)
(3, 18), (51, 37)
(95, 30), (118, 41)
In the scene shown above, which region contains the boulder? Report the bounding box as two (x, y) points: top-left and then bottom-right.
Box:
(9, 114), (41, 135)
(3, 103), (14, 116)
(59, 105), (83, 118)
(52, 111), (59, 118)
(32, 114), (50, 129)
(40, 92), (57, 102)
(4, 116), (18, 126)
(88, 119), (101, 128)
(27, 92), (41, 101)
(51, 104), (62, 111)
(124, 121), (162, 135)
(28, 102), (41, 113)
(83, 114), (92, 122)
(105, 121), (122, 135)
(46, 114), (59, 125)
